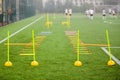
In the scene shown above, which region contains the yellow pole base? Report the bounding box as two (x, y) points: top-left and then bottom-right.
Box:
(74, 60), (82, 67)
(107, 60), (115, 66)
(4, 61), (13, 67)
(45, 22), (53, 27)
(31, 61), (39, 66)
(62, 22), (70, 26)
(66, 22), (70, 27)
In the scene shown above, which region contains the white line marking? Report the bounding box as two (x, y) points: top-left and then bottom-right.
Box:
(104, 21), (120, 24)
(101, 47), (120, 65)
(0, 15), (44, 44)
(102, 47), (120, 48)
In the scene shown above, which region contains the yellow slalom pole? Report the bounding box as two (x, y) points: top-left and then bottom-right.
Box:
(106, 30), (115, 66)
(68, 14), (70, 25)
(106, 30), (112, 60)
(31, 30), (39, 66)
(46, 13), (50, 28)
(4, 31), (13, 67)
(74, 30), (82, 66)
(32, 30), (36, 61)
(47, 13), (49, 22)
(67, 14), (70, 28)
(77, 30), (80, 61)
(7, 31), (10, 61)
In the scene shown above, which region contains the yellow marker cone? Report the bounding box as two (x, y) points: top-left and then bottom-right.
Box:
(107, 60), (115, 66)
(31, 60), (39, 66)
(74, 60), (82, 66)
(4, 61), (12, 67)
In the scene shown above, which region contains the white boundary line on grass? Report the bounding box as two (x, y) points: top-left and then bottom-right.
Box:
(0, 15), (44, 44)
(104, 21), (120, 24)
(101, 47), (120, 65)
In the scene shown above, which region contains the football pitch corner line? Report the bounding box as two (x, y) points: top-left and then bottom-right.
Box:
(101, 47), (120, 65)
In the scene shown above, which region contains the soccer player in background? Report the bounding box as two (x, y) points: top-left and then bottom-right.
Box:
(102, 9), (106, 20)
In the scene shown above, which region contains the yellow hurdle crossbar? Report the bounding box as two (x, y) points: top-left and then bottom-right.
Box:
(77, 30), (80, 61)
(5, 43), (32, 46)
(80, 44), (108, 46)
(20, 54), (35, 56)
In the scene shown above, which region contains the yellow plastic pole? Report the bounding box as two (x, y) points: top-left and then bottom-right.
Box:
(46, 13), (50, 28)
(74, 30), (82, 67)
(31, 30), (39, 66)
(68, 14), (70, 24)
(7, 31), (10, 61)
(46, 13), (49, 22)
(106, 30), (112, 60)
(77, 30), (80, 61)
(67, 14), (70, 28)
(32, 30), (36, 61)
(4, 31), (12, 67)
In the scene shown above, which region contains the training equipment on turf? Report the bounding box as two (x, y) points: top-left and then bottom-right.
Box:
(4, 30), (46, 66)
(101, 47), (120, 65)
(31, 60), (39, 66)
(30, 30), (39, 66)
(45, 13), (53, 28)
(65, 30), (114, 66)
(62, 14), (70, 27)
(65, 31), (91, 54)
(20, 37), (45, 56)
(65, 30), (108, 47)
(4, 31), (13, 67)
(74, 30), (82, 67)
(4, 61), (13, 67)
(107, 60), (115, 66)
(106, 30), (115, 66)
(74, 60), (82, 66)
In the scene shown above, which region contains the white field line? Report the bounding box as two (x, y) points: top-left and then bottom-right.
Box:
(0, 15), (44, 44)
(101, 47), (120, 65)
(104, 21), (120, 24)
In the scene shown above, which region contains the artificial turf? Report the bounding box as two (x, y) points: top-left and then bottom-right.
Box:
(0, 13), (120, 80)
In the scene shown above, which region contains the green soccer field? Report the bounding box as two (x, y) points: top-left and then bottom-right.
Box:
(0, 14), (120, 80)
